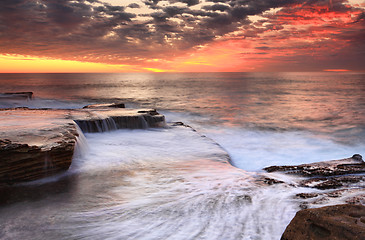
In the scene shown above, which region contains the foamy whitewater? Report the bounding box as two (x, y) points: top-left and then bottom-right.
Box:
(0, 72), (364, 239)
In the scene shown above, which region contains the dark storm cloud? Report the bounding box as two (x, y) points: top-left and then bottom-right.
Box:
(203, 4), (230, 12)
(181, 0), (200, 6)
(0, 0), (363, 68)
(127, 3), (141, 9)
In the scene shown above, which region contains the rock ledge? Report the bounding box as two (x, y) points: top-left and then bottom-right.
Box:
(281, 204), (365, 240)
(0, 106), (165, 184)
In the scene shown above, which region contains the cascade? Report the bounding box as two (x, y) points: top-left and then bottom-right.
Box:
(74, 117), (118, 133)
(73, 124), (89, 157)
(75, 114), (165, 133)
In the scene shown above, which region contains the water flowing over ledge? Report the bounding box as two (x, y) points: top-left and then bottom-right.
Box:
(0, 106), (165, 184)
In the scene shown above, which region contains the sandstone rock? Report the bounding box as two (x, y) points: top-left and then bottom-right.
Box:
(281, 204), (365, 240)
(0, 109), (77, 184)
(0, 107), (166, 184)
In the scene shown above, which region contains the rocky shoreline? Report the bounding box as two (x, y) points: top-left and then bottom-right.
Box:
(1, 93), (364, 239)
(263, 155), (365, 239)
(0, 105), (165, 184)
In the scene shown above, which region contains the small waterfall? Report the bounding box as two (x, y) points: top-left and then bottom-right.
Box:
(43, 153), (54, 170)
(139, 115), (149, 128)
(74, 112), (165, 133)
(74, 124), (89, 158)
(111, 115), (147, 129)
(143, 114), (166, 128)
(74, 118), (118, 133)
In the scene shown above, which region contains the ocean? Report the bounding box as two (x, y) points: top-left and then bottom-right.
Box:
(0, 72), (364, 239)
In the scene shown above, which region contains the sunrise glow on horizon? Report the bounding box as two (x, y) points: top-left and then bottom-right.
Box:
(0, 0), (364, 73)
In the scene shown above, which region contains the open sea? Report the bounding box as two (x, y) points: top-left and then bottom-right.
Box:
(0, 72), (364, 239)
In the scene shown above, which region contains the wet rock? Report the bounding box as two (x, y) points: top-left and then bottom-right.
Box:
(296, 193), (319, 199)
(73, 108), (165, 132)
(300, 175), (365, 190)
(0, 92), (33, 100)
(263, 177), (285, 185)
(264, 155), (365, 192)
(325, 189), (346, 198)
(345, 194), (365, 205)
(281, 204), (365, 240)
(171, 121), (185, 126)
(264, 155), (365, 177)
(0, 107), (166, 184)
(352, 154), (363, 161)
(264, 156), (365, 211)
(83, 103), (125, 109)
(137, 109), (158, 115)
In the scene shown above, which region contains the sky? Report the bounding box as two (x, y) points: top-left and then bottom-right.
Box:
(0, 0), (364, 72)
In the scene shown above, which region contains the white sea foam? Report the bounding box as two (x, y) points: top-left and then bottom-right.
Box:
(54, 126), (300, 240)
(70, 126), (230, 173)
(0, 125), (300, 240)
(162, 111), (364, 172)
(201, 126), (364, 172)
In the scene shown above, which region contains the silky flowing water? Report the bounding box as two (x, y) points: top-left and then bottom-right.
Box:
(0, 72), (364, 239)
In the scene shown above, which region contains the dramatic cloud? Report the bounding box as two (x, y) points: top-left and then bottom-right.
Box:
(0, 0), (364, 71)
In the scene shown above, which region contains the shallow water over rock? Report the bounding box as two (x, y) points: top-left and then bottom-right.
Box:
(0, 125), (300, 240)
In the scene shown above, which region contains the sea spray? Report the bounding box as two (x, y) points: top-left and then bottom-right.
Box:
(43, 126), (299, 240)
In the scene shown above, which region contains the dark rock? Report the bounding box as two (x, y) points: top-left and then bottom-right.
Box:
(137, 109), (158, 115)
(281, 204), (365, 240)
(353, 154), (363, 162)
(325, 189), (346, 198)
(171, 122), (185, 126)
(264, 156), (365, 209)
(0, 92), (33, 100)
(264, 155), (365, 177)
(300, 175), (365, 190)
(73, 108), (165, 132)
(296, 193), (319, 199)
(263, 177), (285, 185)
(83, 103), (125, 109)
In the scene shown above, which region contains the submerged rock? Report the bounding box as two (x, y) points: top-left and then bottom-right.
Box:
(264, 154), (365, 177)
(281, 204), (365, 240)
(0, 92), (33, 100)
(264, 155), (365, 190)
(300, 175), (365, 189)
(264, 155), (365, 204)
(0, 107), (166, 184)
(83, 103), (125, 109)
